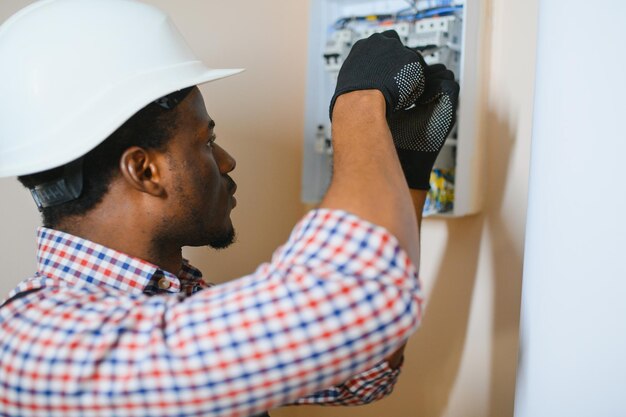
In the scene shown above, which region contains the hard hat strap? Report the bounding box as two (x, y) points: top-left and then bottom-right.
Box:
(29, 158), (84, 211)
(26, 88), (193, 211)
(153, 87), (194, 110)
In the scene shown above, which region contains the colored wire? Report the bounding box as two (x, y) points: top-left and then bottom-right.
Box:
(331, 4), (463, 30)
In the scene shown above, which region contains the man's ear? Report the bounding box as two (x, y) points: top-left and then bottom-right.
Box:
(119, 147), (165, 197)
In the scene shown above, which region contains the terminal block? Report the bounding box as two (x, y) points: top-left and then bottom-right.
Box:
(323, 29), (355, 73)
(323, 15), (463, 80)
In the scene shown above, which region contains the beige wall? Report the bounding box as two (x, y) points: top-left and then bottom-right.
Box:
(0, 1), (537, 416)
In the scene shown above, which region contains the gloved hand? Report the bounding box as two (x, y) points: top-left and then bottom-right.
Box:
(329, 30), (428, 119)
(388, 64), (460, 189)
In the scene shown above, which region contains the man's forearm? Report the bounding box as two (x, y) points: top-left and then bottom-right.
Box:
(384, 188), (427, 369)
(320, 90), (420, 265)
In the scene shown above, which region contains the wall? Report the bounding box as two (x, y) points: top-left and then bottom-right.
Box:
(0, 1), (537, 416)
(515, 1), (626, 416)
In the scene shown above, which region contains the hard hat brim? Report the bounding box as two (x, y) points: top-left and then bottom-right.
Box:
(0, 65), (244, 177)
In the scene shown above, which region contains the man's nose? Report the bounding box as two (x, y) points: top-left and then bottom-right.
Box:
(214, 143), (236, 174)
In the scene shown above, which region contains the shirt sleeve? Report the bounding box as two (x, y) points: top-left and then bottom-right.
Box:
(292, 359), (402, 406)
(0, 209), (423, 417)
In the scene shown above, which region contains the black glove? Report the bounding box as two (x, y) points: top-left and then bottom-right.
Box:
(388, 64), (460, 189)
(329, 30), (428, 119)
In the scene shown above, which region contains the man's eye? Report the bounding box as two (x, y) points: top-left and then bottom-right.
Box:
(207, 134), (217, 148)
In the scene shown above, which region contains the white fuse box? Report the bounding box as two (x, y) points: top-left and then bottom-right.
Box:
(301, 0), (485, 217)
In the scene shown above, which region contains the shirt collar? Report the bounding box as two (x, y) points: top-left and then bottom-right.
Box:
(36, 227), (203, 295)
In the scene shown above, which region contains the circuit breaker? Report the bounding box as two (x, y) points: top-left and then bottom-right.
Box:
(302, 0), (484, 217)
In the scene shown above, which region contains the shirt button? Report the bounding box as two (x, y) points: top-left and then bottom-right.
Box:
(157, 277), (171, 290)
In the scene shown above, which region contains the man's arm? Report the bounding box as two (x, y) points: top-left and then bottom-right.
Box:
(385, 189), (427, 368)
(320, 90), (420, 266)
(290, 85), (431, 408)
(301, 42), (459, 404)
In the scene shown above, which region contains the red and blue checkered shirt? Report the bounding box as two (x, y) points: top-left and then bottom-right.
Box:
(0, 209), (423, 417)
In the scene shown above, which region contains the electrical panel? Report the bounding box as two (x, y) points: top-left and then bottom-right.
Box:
(302, 0), (484, 217)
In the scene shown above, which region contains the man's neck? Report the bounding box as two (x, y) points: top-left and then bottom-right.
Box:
(56, 208), (184, 276)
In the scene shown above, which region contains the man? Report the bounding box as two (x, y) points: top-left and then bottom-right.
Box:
(0, 1), (458, 416)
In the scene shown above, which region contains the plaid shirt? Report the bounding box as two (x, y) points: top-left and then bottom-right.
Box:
(0, 209), (423, 417)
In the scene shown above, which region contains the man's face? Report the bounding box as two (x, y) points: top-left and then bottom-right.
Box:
(156, 87), (237, 249)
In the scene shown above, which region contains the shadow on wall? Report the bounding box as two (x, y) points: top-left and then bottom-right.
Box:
(407, 214), (485, 417)
(485, 110), (523, 417)
(407, 109), (522, 417)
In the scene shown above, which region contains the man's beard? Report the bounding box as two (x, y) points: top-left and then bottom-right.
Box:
(206, 226), (236, 249)
(153, 215), (236, 252)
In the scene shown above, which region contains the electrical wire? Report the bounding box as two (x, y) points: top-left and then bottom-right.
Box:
(403, 0), (418, 12)
(405, 0), (456, 12)
(331, 4), (463, 30)
(407, 5), (463, 20)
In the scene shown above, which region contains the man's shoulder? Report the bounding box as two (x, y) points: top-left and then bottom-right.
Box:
(1, 274), (52, 308)
(0, 273), (142, 312)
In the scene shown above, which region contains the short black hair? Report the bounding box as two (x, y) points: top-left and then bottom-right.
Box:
(18, 87), (194, 228)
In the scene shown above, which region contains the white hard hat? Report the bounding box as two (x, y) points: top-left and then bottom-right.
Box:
(0, 0), (243, 177)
